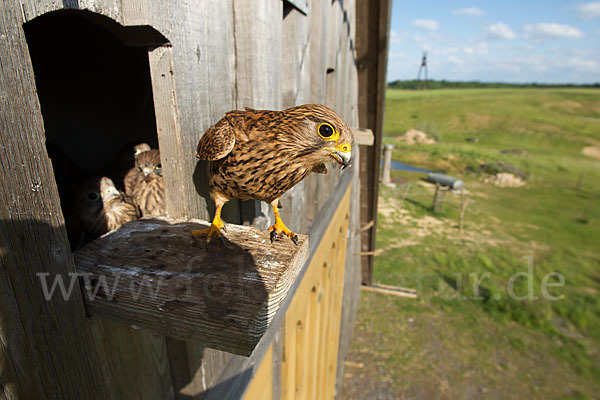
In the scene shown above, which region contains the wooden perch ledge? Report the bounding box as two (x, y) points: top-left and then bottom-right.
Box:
(74, 217), (308, 356)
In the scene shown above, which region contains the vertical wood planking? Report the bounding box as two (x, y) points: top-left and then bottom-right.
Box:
(280, 185), (351, 400)
(0, 1), (112, 397)
(90, 319), (175, 399)
(356, 0), (393, 284)
(243, 345), (273, 400)
(148, 46), (187, 219)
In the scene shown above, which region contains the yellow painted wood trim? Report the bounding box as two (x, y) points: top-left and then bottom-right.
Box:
(244, 344), (273, 400)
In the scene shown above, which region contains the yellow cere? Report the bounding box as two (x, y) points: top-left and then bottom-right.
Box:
(336, 143), (351, 153)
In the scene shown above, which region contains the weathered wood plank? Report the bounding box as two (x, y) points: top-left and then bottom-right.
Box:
(352, 128), (375, 146)
(356, 0), (393, 284)
(0, 2), (113, 398)
(74, 217), (308, 356)
(148, 46), (187, 219)
(90, 319), (175, 399)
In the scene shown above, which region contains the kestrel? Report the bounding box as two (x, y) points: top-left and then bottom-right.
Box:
(67, 176), (139, 249)
(123, 143), (152, 195)
(192, 104), (353, 245)
(128, 149), (166, 217)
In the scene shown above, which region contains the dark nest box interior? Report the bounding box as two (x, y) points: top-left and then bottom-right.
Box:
(23, 10), (169, 250)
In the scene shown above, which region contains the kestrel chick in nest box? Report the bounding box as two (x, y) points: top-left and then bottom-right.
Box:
(123, 143), (152, 195)
(193, 104), (353, 245)
(67, 176), (139, 249)
(128, 149), (166, 217)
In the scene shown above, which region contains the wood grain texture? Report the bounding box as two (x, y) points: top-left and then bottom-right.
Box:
(352, 128), (375, 146)
(90, 318), (175, 399)
(4, 0), (363, 397)
(335, 143), (362, 399)
(0, 2), (112, 398)
(243, 344), (273, 400)
(280, 182), (351, 400)
(148, 46), (186, 220)
(356, 0), (392, 284)
(74, 217), (308, 356)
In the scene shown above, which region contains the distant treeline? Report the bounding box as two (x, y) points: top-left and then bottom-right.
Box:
(388, 80), (600, 90)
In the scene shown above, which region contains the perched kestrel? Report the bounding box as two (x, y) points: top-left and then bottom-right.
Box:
(193, 104), (353, 245)
(67, 176), (139, 249)
(128, 149), (166, 217)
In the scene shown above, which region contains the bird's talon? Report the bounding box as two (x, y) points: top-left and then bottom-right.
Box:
(219, 236), (225, 245)
(270, 230), (277, 243)
(291, 234), (299, 245)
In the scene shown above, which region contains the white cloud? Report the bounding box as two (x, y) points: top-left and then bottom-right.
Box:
(453, 8), (485, 16)
(578, 2), (600, 19)
(486, 23), (517, 40)
(463, 42), (489, 55)
(412, 19), (439, 30)
(390, 30), (409, 44)
(524, 23), (584, 39)
(448, 55), (465, 65)
(568, 57), (598, 71)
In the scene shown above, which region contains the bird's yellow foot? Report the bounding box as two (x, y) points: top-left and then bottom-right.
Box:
(191, 215), (225, 247)
(268, 219), (299, 245)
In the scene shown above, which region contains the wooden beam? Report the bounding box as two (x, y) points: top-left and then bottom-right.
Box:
(355, 0), (393, 285)
(361, 284), (417, 299)
(74, 218), (308, 356)
(352, 128), (374, 146)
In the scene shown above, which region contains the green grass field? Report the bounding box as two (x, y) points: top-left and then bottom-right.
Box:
(342, 88), (600, 399)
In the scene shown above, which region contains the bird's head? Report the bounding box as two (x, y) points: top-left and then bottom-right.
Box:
(100, 177), (120, 201)
(134, 143), (151, 157)
(135, 149), (162, 179)
(287, 104), (354, 171)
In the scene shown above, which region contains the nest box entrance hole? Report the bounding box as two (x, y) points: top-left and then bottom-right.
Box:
(23, 10), (170, 250)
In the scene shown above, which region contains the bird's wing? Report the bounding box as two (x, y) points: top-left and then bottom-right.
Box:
(195, 118), (237, 160)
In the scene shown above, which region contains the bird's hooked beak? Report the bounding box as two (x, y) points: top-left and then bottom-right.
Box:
(142, 167), (154, 177)
(327, 143), (352, 170)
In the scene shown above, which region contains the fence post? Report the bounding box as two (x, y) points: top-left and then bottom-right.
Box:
(382, 144), (394, 187)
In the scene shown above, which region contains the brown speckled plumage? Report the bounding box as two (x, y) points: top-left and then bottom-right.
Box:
(67, 176), (139, 249)
(194, 104), (354, 244)
(129, 149), (166, 217)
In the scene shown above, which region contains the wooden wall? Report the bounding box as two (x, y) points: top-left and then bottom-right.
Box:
(0, 0), (364, 398)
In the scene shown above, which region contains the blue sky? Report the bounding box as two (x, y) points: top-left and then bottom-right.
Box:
(387, 0), (600, 83)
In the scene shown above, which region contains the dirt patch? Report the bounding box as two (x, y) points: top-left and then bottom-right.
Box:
(485, 173), (526, 188)
(543, 100), (583, 112)
(396, 129), (436, 145)
(582, 146), (600, 161)
(376, 193), (545, 253)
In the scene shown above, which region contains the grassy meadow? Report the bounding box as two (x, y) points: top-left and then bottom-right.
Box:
(342, 88), (600, 399)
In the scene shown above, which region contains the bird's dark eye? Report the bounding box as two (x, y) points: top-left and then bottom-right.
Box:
(87, 192), (99, 201)
(157, 164), (162, 169)
(318, 123), (335, 139)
